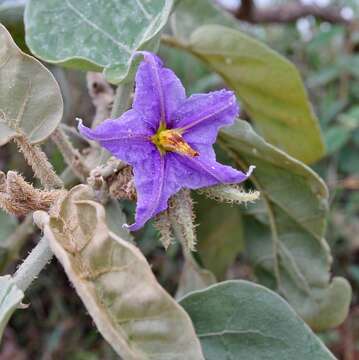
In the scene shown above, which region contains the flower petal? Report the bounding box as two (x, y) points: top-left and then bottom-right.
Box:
(126, 151), (182, 231)
(171, 90), (238, 145)
(168, 144), (254, 189)
(133, 51), (186, 129)
(78, 109), (154, 165)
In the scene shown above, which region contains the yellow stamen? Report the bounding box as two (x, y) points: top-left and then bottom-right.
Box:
(151, 124), (199, 157)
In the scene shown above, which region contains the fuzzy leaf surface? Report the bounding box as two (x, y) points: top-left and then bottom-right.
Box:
(41, 185), (204, 360)
(25, 0), (173, 83)
(180, 281), (336, 360)
(0, 275), (24, 340)
(183, 24), (325, 163)
(219, 119), (351, 331)
(0, 24), (63, 145)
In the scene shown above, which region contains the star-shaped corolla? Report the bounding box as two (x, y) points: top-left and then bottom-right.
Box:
(79, 52), (254, 231)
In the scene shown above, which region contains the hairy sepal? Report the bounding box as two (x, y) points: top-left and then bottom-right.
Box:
(168, 189), (197, 252)
(199, 184), (260, 204)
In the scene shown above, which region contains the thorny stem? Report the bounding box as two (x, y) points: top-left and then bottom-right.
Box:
(51, 128), (90, 181)
(14, 135), (64, 189)
(13, 236), (53, 292)
(11, 135), (64, 290)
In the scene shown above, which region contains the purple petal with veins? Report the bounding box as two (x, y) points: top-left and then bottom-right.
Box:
(133, 51), (185, 129)
(79, 52), (254, 231)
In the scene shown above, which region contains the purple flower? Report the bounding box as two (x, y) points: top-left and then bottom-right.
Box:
(79, 52), (254, 231)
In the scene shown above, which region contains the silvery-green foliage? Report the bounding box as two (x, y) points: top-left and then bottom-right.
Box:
(180, 281), (337, 360)
(0, 24), (63, 145)
(171, 0), (325, 164)
(37, 185), (204, 359)
(219, 119), (351, 331)
(0, 275), (24, 339)
(0, 0), (352, 356)
(25, 0), (173, 83)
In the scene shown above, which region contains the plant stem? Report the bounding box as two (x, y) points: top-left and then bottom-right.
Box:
(12, 134), (63, 290)
(14, 136), (64, 189)
(51, 128), (90, 181)
(13, 236), (53, 292)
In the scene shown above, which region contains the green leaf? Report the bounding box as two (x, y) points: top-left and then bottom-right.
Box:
(180, 281), (336, 360)
(0, 275), (24, 340)
(0, 23), (63, 145)
(219, 119), (351, 331)
(194, 194), (244, 279)
(40, 185), (204, 360)
(25, 0), (173, 83)
(185, 25), (325, 164)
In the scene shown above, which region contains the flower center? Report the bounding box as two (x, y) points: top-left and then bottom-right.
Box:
(151, 123), (199, 157)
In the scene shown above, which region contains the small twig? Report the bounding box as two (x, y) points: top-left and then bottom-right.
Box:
(232, 1), (351, 25)
(10, 133), (65, 291)
(13, 236), (53, 292)
(14, 135), (63, 189)
(51, 128), (90, 181)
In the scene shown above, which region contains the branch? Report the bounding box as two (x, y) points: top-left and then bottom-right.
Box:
(14, 135), (64, 189)
(13, 236), (53, 292)
(233, 1), (351, 25)
(51, 128), (90, 181)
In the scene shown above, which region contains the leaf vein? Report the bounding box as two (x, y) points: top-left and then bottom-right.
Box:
(64, 0), (131, 54)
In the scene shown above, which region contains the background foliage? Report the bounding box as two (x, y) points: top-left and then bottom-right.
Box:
(0, 0), (358, 359)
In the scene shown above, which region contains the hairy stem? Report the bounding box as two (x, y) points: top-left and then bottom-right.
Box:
(13, 236), (53, 292)
(11, 135), (64, 290)
(14, 136), (63, 189)
(51, 128), (90, 181)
